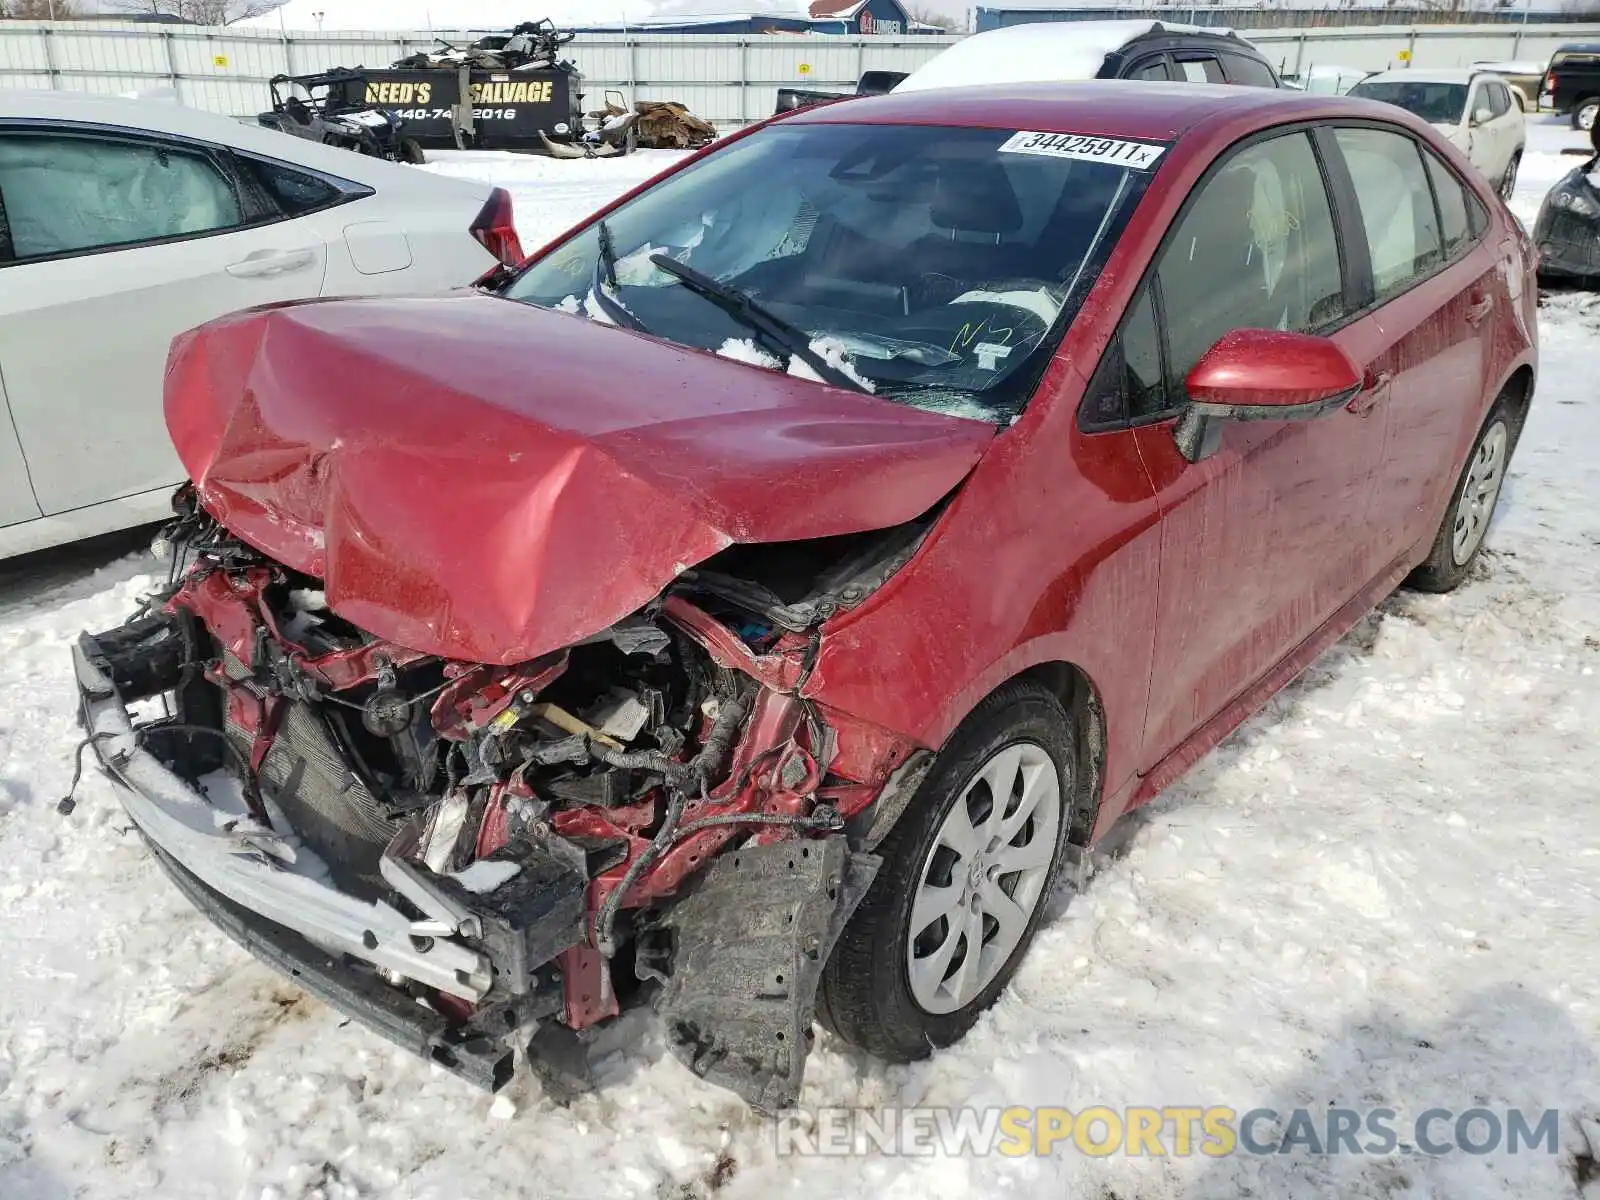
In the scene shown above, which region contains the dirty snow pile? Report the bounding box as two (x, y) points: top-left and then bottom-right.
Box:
(0, 123), (1598, 1200)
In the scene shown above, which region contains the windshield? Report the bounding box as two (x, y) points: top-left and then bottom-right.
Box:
(501, 122), (1154, 422)
(1348, 80), (1469, 125)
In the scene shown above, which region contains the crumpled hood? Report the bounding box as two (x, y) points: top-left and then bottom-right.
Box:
(166, 293), (995, 664)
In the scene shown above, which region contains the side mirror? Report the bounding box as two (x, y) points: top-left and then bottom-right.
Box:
(1472, 106), (1493, 126)
(1173, 328), (1364, 463)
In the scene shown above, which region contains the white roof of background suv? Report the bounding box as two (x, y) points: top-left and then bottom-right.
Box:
(895, 19), (1226, 94)
(1356, 68), (1492, 86)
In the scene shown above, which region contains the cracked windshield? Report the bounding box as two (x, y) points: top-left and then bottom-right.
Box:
(501, 122), (1153, 420)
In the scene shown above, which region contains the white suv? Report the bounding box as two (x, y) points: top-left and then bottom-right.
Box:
(1349, 69), (1525, 199)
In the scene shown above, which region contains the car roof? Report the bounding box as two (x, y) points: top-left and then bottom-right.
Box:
(790, 79), (1339, 142)
(893, 20), (1250, 94)
(1356, 68), (1484, 85)
(0, 89), (490, 198)
(1554, 42), (1600, 52)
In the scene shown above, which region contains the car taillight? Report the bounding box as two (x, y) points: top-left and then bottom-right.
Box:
(470, 187), (524, 267)
(1547, 72), (1558, 91)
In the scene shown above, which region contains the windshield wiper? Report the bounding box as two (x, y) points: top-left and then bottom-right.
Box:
(590, 220), (647, 333)
(647, 253), (868, 393)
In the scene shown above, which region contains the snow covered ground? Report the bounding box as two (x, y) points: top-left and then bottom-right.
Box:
(1, 120), (1598, 1200)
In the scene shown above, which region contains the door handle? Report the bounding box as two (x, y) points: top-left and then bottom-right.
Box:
(226, 248), (318, 279)
(1465, 294), (1495, 326)
(1347, 370), (1392, 417)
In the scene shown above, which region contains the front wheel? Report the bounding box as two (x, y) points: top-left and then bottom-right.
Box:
(818, 680), (1077, 1062)
(1573, 98), (1600, 131)
(1406, 403), (1514, 593)
(1500, 151), (1521, 202)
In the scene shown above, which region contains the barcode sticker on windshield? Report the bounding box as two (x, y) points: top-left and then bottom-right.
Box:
(998, 131), (1167, 170)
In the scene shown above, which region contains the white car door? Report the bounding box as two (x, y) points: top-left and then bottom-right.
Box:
(1467, 79), (1515, 181)
(0, 124), (332, 516)
(0, 375), (39, 528)
(1487, 80), (1523, 176)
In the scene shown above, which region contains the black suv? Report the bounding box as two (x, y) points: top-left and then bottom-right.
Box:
(1541, 42), (1600, 129)
(1094, 23), (1281, 87)
(777, 21), (1279, 114)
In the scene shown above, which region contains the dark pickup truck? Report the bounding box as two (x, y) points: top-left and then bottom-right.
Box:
(774, 69), (908, 114)
(1542, 42), (1600, 130)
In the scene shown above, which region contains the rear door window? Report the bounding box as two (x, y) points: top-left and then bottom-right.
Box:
(1174, 55), (1226, 84)
(1126, 56), (1173, 81)
(0, 130), (243, 261)
(1333, 128), (1445, 301)
(1221, 54), (1278, 88)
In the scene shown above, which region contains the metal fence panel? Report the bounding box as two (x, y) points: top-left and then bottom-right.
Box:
(1, 21), (1596, 129)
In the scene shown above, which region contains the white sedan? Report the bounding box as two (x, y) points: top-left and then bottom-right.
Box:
(0, 91), (523, 559)
(1348, 68), (1526, 199)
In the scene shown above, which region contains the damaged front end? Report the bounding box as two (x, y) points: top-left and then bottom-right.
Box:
(1535, 161), (1600, 284)
(74, 487), (931, 1110)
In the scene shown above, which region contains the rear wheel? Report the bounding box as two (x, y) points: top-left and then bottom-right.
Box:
(1406, 402), (1514, 593)
(1573, 97), (1600, 131)
(818, 680), (1076, 1062)
(401, 137), (427, 165)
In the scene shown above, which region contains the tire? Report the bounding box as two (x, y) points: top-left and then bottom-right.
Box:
(818, 679), (1077, 1062)
(400, 137), (426, 165)
(1573, 98), (1600, 131)
(1499, 151), (1520, 202)
(1406, 400), (1516, 593)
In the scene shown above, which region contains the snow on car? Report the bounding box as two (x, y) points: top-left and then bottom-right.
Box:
(0, 91), (524, 562)
(892, 19), (1281, 92)
(64, 81), (1546, 1118)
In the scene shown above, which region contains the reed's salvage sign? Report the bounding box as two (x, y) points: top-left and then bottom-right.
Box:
(365, 80), (557, 105)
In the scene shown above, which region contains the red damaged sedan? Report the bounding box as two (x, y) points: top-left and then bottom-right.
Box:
(73, 83), (1536, 1109)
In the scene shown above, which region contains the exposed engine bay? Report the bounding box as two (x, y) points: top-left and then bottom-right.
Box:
(72, 485), (941, 1110)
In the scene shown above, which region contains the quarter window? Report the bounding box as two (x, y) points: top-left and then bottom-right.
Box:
(1157, 131), (1346, 389)
(0, 132), (242, 261)
(1222, 54), (1278, 88)
(1421, 147), (1475, 258)
(241, 156), (343, 216)
(1123, 288), (1168, 419)
(1334, 127), (1444, 300)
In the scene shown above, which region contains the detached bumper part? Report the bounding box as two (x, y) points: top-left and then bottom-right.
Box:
(644, 837), (880, 1113)
(71, 635), (572, 1090)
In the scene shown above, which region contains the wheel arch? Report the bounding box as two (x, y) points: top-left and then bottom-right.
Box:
(1498, 362), (1536, 449)
(989, 660), (1106, 848)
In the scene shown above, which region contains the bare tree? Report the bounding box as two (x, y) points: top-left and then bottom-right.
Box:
(109, 0), (283, 23)
(0, 0), (81, 17)
(905, 3), (957, 30)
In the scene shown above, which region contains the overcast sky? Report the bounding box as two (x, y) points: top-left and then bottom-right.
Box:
(80, 0), (981, 31)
